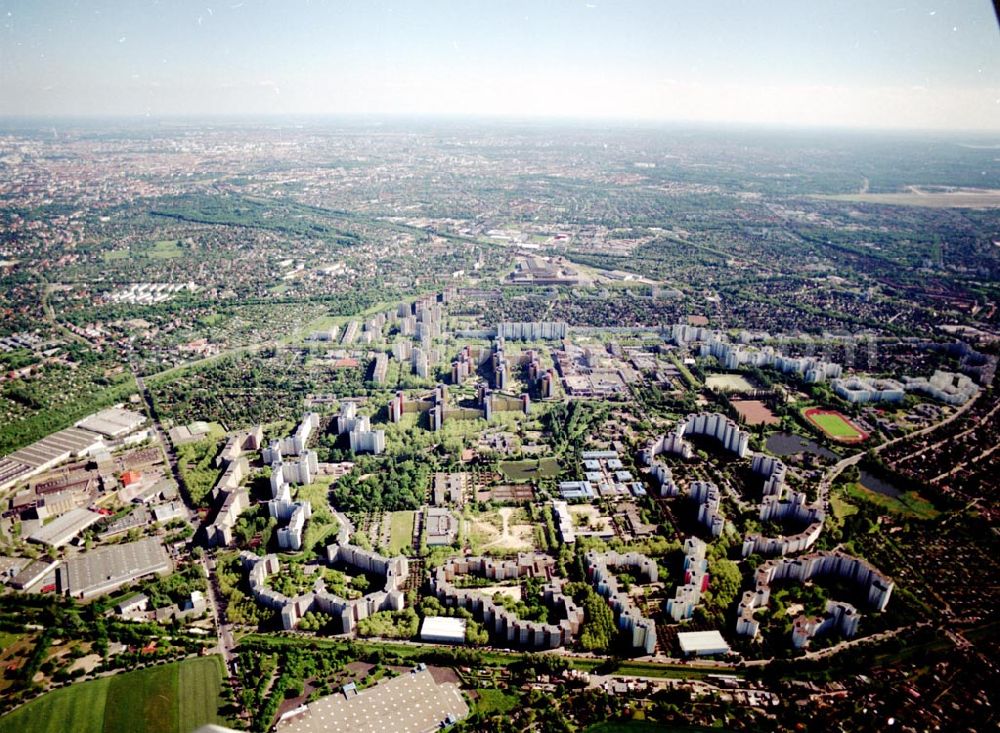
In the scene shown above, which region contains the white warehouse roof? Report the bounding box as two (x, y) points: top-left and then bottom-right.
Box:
(76, 407), (146, 438)
(420, 615), (467, 644)
(677, 630), (731, 656)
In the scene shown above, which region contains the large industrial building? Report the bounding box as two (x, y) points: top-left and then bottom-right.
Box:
(0, 405), (151, 494)
(75, 407), (147, 438)
(0, 426), (106, 493)
(57, 537), (172, 599)
(26, 507), (103, 547)
(275, 668), (468, 733)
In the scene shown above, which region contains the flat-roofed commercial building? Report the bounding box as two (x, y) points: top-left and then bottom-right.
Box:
(58, 537), (172, 599)
(276, 668), (468, 733)
(677, 630), (731, 657)
(75, 407), (146, 438)
(27, 507), (103, 547)
(420, 615), (467, 644)
(0, 459), (34, 493)
(9, 559), (59, 590)
(0, 427), (105, 492)
(9, 427), (105, 469)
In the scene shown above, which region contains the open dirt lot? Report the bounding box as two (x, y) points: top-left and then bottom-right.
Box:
(732, 399), (779, 426)
(467, 507), (534, 552)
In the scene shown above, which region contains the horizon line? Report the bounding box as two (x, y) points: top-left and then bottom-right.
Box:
(0, 112), (998, 137)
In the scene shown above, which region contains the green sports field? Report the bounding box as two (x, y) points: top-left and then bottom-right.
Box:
(147, 240), (183, 259)
(0, 656), (228, 733)
(388, 511), (416, 554)
(499, 457), (562, 482)
(802, 408), (866, 441)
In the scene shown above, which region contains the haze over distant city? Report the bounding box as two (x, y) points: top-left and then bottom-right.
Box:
(1, 0), (998, 130)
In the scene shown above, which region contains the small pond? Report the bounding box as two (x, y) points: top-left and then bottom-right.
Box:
(858, 469), (904, 499)
(765, 432), (840, 461)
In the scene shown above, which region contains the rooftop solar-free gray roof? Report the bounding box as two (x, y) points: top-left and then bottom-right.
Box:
(9, 427), (104, 468)
(58, 537), (171, 599)
(276, 669), (468, 733)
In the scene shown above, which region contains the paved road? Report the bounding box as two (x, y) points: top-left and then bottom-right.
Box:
(202, 554), (238, 670)
(133, 368), (236, 673)
(801, 621), (931, 661)
(134, 375), (181, 487)
(132, 370), (203, 522)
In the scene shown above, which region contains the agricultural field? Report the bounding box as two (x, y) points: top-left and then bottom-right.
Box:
(0, 656), (229, 733)
(146, 240), (184, 259)
(101, 240), (183, 262)
(101, 248), (130, 262)
(802, 407), (867, 442)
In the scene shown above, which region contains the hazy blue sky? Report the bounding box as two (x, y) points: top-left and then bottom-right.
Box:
(1, 0), (998, 129)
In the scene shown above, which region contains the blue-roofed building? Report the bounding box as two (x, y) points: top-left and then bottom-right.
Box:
(580, 450), (618, 460)
(559, 481), (595, 500)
